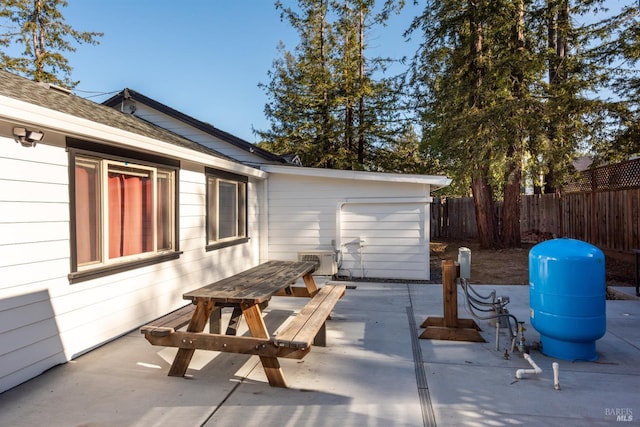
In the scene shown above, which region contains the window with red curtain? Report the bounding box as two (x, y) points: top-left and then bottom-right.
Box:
(73, 155), (175, 271)
(107, 166), (153, 258)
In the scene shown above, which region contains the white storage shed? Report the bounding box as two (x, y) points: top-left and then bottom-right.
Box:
(263, 165), (450, 280)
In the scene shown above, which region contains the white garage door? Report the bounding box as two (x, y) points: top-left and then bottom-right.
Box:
(339, 202), (429, 280)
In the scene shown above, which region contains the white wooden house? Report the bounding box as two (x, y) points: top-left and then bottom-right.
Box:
(0, 70), (449, 393)
(102, 89), (451, 280)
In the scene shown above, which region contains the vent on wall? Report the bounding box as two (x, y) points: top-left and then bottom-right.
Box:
(297, 250), (338, 276)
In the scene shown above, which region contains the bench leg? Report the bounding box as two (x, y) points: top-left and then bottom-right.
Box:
(313, 322), (327, 347)
(241, 302), (288, 388)
(209, 306), (222, 334)
(225, 305), (243, 336)
(302, 273), (319, 296)
(168, 299), (214, 377)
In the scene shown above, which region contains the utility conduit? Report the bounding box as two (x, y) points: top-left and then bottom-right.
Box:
(515, 353), (543, 379)
(553, 362), (560, 390)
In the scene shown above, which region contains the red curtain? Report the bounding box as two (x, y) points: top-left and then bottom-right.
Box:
(108, 174), (152, 258)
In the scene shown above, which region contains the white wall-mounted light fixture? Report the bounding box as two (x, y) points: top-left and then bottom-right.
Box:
(13, 127), (45, 147)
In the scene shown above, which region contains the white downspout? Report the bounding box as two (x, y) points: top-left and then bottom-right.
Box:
(515, 353), (543, 379)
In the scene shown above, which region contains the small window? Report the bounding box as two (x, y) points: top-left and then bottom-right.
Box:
(206, 168), (248, 250)
(69, 145), (179, 282)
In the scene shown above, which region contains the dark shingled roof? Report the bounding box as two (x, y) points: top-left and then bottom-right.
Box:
(0, 70), (235, 162)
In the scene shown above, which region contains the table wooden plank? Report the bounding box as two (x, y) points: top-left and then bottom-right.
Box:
(236, 261), (314, 298)
(274, 285), (345, 349)
(143, 331), (310, 358)
(183, 261), (316, 304)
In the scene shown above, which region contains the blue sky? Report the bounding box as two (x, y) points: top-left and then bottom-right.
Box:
(27, 1), (626, 143)
(61, 1), (423, 143)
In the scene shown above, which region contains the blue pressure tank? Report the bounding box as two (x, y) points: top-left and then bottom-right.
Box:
(529, 238), (606, 361)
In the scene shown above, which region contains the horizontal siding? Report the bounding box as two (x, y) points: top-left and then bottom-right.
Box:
(268, 213), (335, 223)
(0, 222), (69, 245)
(266, 173), (431, 280)
(0, 156), (68, 185)
(133, 105), (264, 164)
(0, 290), (66, 393)
(0, 201), (68, 223)
(341, 203), (428, 279)
(1, 350), (64, 394)
(1, 179), (68, 203)
(0, 142), (262, 393)
(1, 259), (70, 291)
(0, 305), (60, 359)
(0, 141), (70, 296)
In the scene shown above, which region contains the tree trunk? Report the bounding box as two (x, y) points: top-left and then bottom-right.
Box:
(471, 170), (498, 249)
(468, 0), (483, 108)
(543, 0), (568, 193)
(356, 3), (365, 168)
(502, 151), (522, 248)
(468, 1), (497, 249)
(501, 0), (524, 248)
(319, 0), (333, 168)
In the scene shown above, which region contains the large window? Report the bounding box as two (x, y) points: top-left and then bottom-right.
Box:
(69, 143), (179, 282)
(206, 168), (248, 249)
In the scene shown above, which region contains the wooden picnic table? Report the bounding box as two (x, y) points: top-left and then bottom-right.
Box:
(141, 260), (345, 388)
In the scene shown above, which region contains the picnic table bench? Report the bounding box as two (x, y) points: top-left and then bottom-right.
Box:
(140, 260), (345, 387)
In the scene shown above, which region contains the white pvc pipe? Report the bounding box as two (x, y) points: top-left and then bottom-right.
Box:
(553, 362), (560, 390)
(515, 353), (543, 379)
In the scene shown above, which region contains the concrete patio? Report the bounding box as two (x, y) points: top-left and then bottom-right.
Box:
(0, 280), (638, 426)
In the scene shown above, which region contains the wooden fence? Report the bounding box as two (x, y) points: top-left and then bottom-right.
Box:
(431, 158), (640, 253)
(432, 191), (640, 252)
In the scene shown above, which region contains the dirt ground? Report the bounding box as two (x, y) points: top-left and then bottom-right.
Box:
(430, 239), (636, 288)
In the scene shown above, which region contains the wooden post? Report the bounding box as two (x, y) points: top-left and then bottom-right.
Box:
(419, 260), (485, 342)
(442, 260), (458, 328)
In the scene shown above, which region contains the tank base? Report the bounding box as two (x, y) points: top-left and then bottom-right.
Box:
(540, 335), (598, 361)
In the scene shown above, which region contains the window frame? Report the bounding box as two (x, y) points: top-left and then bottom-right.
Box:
(67, 139), (181, 284)
(205, 167), (249, 251)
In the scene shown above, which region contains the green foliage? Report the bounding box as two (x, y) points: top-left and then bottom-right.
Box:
(0, 0), (102, 88)
(587, 4), (640, 163)
(410, 1), (534, 193)
(407, 0), (630, 247)
(409, 0), (627, 198)
(257, 0), (411, 171)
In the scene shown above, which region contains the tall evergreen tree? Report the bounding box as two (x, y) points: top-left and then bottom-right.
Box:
(529, 0), (612, 191)
(410, 0), (613, 248)
(258, 0), (339, 168)
(0, 0), (102, 88)
(257, 0), (407, 170)
(589, 3), (640, 162)
(409, 0), (518, 248)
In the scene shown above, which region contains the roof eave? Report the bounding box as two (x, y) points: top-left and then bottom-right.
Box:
(261, 164), (451, 188)
(0, 94), (268, 179)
